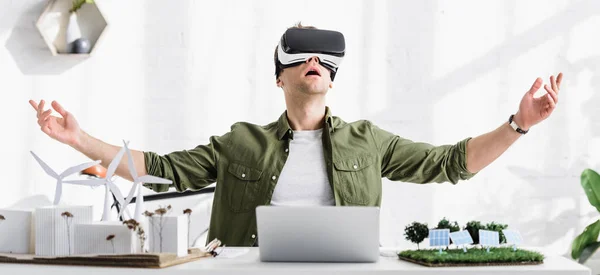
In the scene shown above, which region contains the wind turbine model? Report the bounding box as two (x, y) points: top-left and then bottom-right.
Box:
(63, 144), (131, 221)
(30, 151), (101, 205)
(122, 140), (172, 221)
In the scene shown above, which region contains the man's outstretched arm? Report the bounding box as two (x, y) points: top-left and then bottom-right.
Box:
(465, 73), (563, 173)
(377, 73), (563, 184)
(29, 100), (145, 181)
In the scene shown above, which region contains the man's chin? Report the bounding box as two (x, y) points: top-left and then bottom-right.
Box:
(292, 85), (322, 94)
(303, 88), (328, 95)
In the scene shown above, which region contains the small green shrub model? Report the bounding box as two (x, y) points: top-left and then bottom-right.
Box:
(404, 222), (429, 250)
(485, 221), (508, 244)
(404, 219), (510, 248)
(435, 217), (460, 232)
(464, 221), (486, 244)
(434, 217), (460, 244)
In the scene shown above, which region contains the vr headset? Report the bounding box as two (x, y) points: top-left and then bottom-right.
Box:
(277, 28), (345, 81)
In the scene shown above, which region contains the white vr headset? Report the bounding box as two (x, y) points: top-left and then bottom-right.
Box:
(276, 28), (345, 80)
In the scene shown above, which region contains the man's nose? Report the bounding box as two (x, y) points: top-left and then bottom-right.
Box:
(305, 56), (320, 64)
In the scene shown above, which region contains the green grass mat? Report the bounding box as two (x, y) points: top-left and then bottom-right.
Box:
(398, 247), (544, 267)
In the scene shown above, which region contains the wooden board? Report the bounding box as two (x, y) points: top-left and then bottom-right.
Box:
(398, 256), (543, 267)
(0, 248), (211, 268)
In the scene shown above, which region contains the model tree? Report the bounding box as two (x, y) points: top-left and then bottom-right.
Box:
(404, 222), (429, 250)
(435, 217), (459, 245)
(465, 220), (486, 244)
(435, 217), (460, 232)
(485, 221), (508, 244)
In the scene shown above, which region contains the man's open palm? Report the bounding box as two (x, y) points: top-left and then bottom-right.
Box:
(515, 73), (563, 129)
(29, 100), (80, 147)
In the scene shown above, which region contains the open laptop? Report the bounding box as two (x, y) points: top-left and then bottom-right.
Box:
(256, 206), (380, 263)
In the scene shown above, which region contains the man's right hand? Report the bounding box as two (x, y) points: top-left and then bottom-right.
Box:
(29, 99), (148, 182)
(29, 100), (81, 148)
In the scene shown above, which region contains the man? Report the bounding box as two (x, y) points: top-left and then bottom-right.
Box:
(29, 24), (563, 247)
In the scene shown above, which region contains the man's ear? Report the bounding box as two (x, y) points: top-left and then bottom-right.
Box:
(329, 82), (333, 89)
(276, 78), (283, 88)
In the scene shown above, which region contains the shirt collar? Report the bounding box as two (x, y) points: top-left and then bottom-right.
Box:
(277, 107), (334, 140)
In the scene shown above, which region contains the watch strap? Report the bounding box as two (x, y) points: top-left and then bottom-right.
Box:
(509, 114), (528, 134)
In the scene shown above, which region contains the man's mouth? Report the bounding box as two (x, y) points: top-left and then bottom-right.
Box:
(305, 66), (321, 77)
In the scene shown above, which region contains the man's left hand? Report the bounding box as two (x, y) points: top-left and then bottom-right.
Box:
(513, 72), (563, 130)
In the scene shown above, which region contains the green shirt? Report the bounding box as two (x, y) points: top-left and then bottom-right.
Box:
(143, 107), (476, 246)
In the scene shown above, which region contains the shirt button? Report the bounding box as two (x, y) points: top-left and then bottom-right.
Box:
(288, 130), (292, 134)
(285, 148), (289, 153)
(272, 175), (277, 180)
(252, 234), (256, 239)
(353, 164), (358, 169)
(241, 173), (246, 178)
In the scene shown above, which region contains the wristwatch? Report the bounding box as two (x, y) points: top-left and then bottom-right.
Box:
(509, 114), (528, 134)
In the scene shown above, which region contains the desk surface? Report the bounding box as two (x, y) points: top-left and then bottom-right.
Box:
(0, 248), (590, 275)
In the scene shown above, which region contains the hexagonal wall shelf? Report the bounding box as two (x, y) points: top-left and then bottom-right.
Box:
(36, 0), (108, 56)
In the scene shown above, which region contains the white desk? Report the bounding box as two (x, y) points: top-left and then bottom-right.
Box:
(0, 248), (590, 275)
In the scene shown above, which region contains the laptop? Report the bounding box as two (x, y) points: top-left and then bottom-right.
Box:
(255, 206), (380, 263)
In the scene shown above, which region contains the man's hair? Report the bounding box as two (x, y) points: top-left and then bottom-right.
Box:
(274, 22), (317, 80)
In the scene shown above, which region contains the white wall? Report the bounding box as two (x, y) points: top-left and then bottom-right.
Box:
(1, 0), (599, 256)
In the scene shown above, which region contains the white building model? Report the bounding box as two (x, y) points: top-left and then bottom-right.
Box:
(35, 205), (93, 256)
(0, 144), (182, 257)
(74, 221), (137, 255)
(147, 211), (188, 257)
(0, 209), (33, 254)
(29, 151), (99, 256)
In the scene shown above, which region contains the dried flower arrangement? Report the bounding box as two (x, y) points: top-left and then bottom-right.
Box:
(144, 205), (172, 252)
(123, 219), (146, 253)
(183, 208), (192, 247)
(106, 234), (115, 253)
(0, 214), (5, 236)
(61, 211), (74, 255)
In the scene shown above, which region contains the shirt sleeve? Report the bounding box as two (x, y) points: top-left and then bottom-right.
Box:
(369, 122), (477, 184)
(143, 130), (233, 192)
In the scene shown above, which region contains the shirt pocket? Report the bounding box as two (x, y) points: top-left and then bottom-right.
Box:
(225, 162), (264, 213)
(333, 154), (378, 205)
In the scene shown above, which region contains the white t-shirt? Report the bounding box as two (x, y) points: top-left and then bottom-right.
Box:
(270, 128), (335, 206)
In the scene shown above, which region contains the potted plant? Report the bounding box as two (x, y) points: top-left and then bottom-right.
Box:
(572, 169), (600, 264)
(66, 0), (94, 53)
